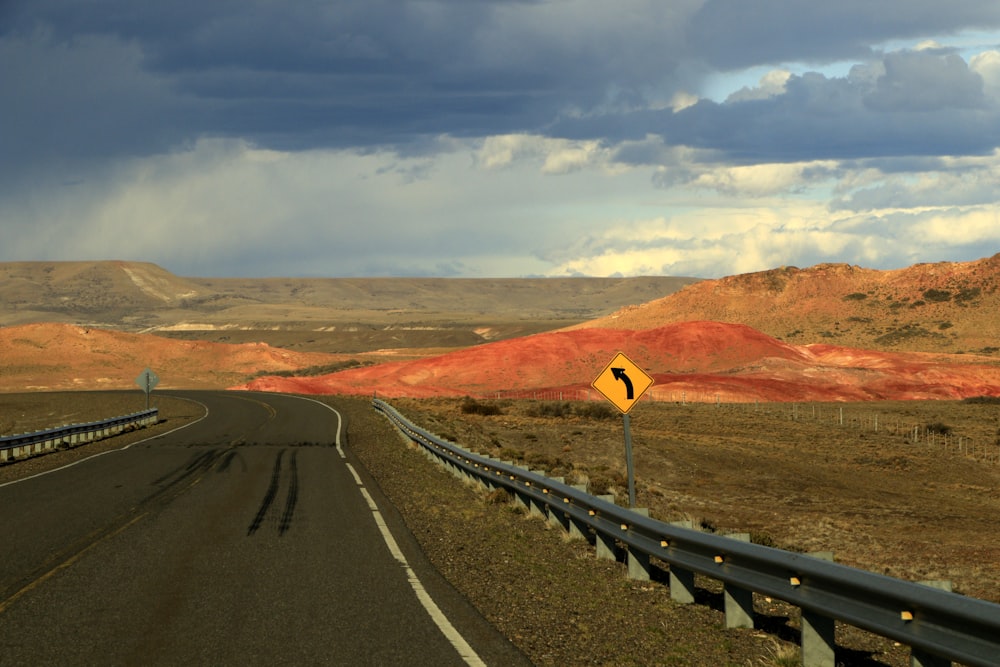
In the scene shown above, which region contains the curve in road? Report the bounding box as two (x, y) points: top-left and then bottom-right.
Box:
(0, 391), (528, 666)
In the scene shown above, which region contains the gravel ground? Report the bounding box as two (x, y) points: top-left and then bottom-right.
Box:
(330, 396), (792, 667)
(5, 391), (929, 666)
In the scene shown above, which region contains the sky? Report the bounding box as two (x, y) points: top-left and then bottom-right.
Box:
(4, 1), (1000, 279)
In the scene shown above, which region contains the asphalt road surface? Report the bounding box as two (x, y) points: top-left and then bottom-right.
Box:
(0, 391), (530, 666)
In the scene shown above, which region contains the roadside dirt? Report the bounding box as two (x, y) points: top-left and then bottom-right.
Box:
(388, 397), (1000, 605)
(336, 394), (1000, 666)
(6, 391), (995, 665)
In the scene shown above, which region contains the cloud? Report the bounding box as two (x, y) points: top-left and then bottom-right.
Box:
(864, 48), (986, 111)
(5, 2), (1000, 279)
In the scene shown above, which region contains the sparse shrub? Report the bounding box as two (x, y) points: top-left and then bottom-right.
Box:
(909, 300), (926, 308)
(754, 638), (800, 667)
(587, 471), (626, 495)
(484, 487), (511, 505)
(843, 292), (868, 301)
(525, 451), (561, 469)
(498, 447), (524, 461)
(528, 401), (571, 418)
(956, 287), (982, 303)
(923, 288), (952, 302)
(874, 324), (944, 346)
(460, 397), (503, 416)
(255, 359), (372, 378)
(575, 403), (616, 420)
(925, 422), (953, 436)
(939, 321), (953, 330)
(750, 531), (779, 548)
(962, 395), (1000, 405)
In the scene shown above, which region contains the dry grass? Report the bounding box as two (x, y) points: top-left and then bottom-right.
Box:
(390, 396), (1000, 603)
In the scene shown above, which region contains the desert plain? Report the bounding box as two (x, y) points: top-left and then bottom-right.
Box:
(2, 257), (1000, 666)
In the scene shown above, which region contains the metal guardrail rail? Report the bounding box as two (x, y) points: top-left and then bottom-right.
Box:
(374, 398), (1000, 667)
(0, 409), (159, 463)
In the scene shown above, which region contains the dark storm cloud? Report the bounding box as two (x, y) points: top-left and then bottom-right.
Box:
(555, 47), (1000, 165)
(6, 0), (1000, 169)
(687, 0), (1000, 70)
(1, 0), (574, 166)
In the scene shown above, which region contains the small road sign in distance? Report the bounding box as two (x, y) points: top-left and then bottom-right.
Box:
(592, 352), (653, 414)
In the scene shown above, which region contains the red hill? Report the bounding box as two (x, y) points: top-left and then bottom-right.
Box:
(239, 321), (1000, 402)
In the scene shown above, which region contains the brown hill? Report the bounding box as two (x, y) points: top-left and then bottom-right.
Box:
(0, 323), (346, 391)
(0, 261), (698, 352)
(571, 254), (1000, 354)
(0, 261), (207, 327)
(239, 321), (1000, 402)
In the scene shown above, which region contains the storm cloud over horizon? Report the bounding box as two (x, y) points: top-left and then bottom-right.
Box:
(4, 1), (1000, 278)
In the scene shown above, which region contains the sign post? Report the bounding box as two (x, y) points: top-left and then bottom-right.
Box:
(135, 368), (159, 409)
(591, 352), (653, 508)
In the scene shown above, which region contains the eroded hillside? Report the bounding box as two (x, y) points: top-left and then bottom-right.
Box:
(574, 254), (1000, 354)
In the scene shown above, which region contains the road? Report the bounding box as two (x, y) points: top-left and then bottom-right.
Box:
(0, 391), (530, 666)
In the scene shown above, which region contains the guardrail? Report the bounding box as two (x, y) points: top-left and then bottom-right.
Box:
(0, 409), (159, 463)
(374, 398), (1000, 667)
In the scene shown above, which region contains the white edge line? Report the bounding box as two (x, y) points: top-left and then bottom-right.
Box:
(281, 393), (485, 667)
(0, 396), (210, 490)
(355, 477), (486, 667)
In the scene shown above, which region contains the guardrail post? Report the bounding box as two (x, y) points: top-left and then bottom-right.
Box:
(546, 478), (569, 530)
(723, 533), (754, 629)
(567, 484), (591, 541)
(801, 610), (835, 667)
(627, 508), (651, 581)
(800, 549), (836, 667)
(595, 494), (617, 561)
(528, 471), (548, 518)
(908, 580), (953, 667)
(909, 648), (950, 667)
(669, 520), (696, 604)
(481, 457), (498, 491)
(511, 465), (531, 512)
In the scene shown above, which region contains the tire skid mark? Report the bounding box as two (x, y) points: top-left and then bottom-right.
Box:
(278, 451), (298, 536)
(149, 449), (217, 486)
(217, 450), (247, 474)
(144, 449), (222, 506)
(247, 449), (284, 536)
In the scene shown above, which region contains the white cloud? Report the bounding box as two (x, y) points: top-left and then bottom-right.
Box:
(688, 160), (839, 197)
(970, 49), (1000, 100)
(912, 206), (1000, 245)
(725, 69), (792, 103)
(475, 134), (610, 174)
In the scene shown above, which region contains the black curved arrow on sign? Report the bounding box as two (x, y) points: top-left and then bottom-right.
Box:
(611, 367), (634, 399)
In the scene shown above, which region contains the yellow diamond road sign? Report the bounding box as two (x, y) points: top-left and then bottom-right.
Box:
(592, 352), (654, 414)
